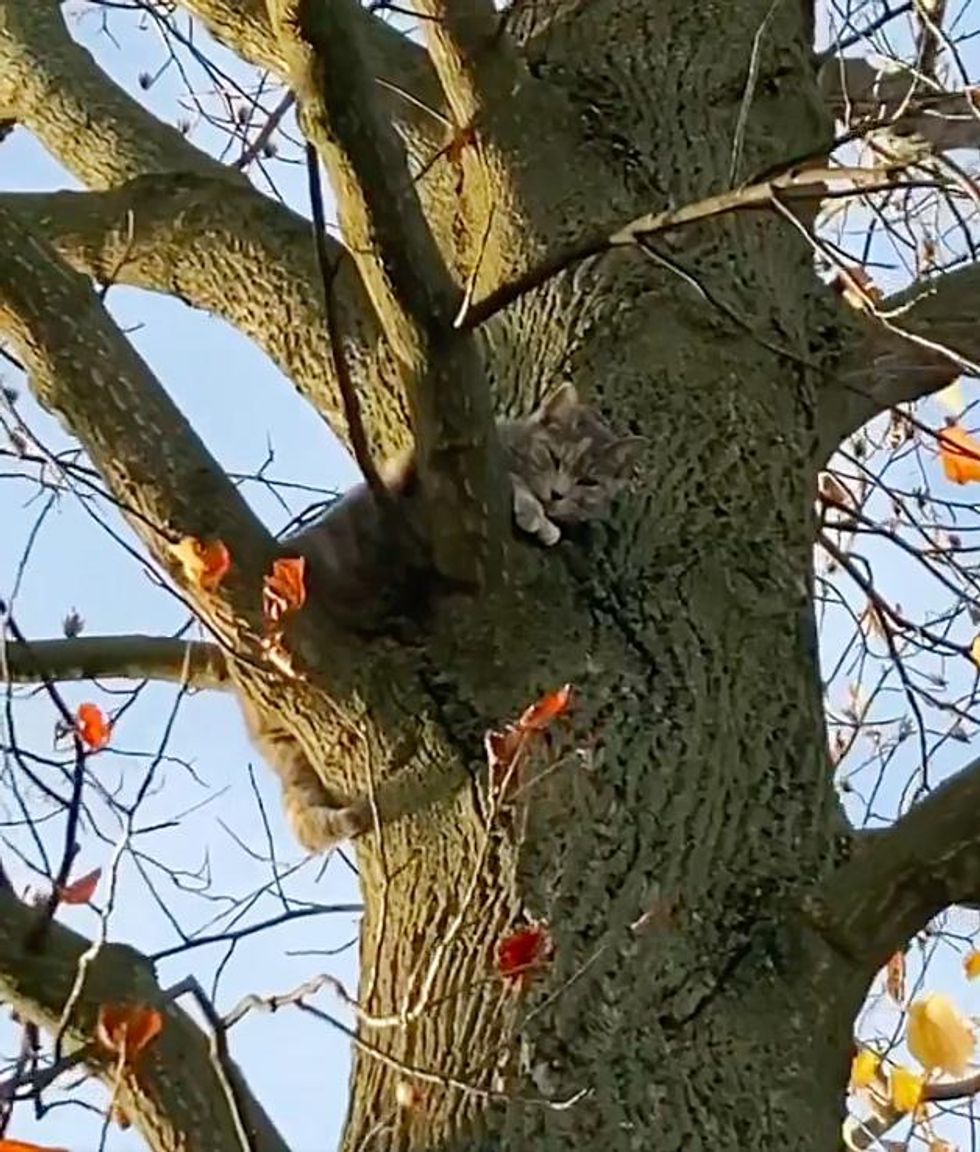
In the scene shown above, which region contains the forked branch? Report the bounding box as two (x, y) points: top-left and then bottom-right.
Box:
(0, 203), (277, 642)
(814, 756), (980, 970)
(0, 886), (289, 1152)
(820, 56), (980, 156)
(3, 175), (399, 450)
(825, 262), (980, 445)
(0, 0), (236, 188)
(271, 0), (506, 590)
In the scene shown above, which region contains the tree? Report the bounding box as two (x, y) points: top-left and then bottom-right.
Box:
(3, 0), (980, 1149)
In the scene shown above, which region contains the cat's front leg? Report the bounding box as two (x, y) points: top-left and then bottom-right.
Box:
(510, 473), (561, 546)
(275, 739), (372, 853)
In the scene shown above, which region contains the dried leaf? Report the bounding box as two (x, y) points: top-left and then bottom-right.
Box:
(971, 637), (980, 671)
(850, 1048), (880, 1089)
(935, 377), (965, 418)
(518, 684), (573, 732)
(938, 425), (980, 484)
(76, 703), (110, 751)
(885, 951), (906, 1004)
(171, 536), (231, 591)
(57, 866), (100, 905)
(889, 1065), (924, 1113)
(964, 951), (980, 981)
(496, 923), (552, 982)
(819, 472), (850, 505)
(907, 992), (975, 1075)
(484, 725), (526, 793)
(96, 1003), (164, 1063)
(831, 265), (883, 311)
(262, 557), (306, 625)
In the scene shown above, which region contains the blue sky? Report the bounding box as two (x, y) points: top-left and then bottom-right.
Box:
(4, 3), (980, 1151)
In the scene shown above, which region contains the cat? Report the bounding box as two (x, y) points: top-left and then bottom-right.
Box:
(244, 383), (643, 853)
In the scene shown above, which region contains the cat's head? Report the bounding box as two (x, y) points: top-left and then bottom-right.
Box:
(501, 383), (645, 542)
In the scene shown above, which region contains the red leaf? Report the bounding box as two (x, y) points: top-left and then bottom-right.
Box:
(96, 1003), (164, 1062)
(171, 536), (231, 591)
(57, 866), (101, 905)
(496, 923), (552, 981)
(262, 556), (307, 625)
(76, 703), (110, 751)
(518, 684), (573, 733)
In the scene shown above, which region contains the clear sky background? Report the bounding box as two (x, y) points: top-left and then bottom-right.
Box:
(2, 3), (980, 1151)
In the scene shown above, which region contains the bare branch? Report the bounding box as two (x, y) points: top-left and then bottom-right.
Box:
(3, 176), (402, 452)
(0, 201), (278, 642)
(0, 0), (236, 188)
(273, 0), (506, 590)
(0, 887), (291, 1152)
(825, 263), (980, 445)
(812, 756), (980, 971)
(820, 56), (980, 156)
(1, 635), (229, 691)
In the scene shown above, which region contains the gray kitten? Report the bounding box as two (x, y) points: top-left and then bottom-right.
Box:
(243, 383), (643, 852)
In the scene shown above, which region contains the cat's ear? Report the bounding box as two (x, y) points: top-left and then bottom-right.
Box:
(601, 435), (646, 474)
(537, 381), (580, 423)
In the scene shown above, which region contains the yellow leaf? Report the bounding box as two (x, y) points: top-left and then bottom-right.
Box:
(964, 951), (980, 981)
(889, 1065), (924, 1113)
(971, 637), (980, 670)
(850, 1048), (880, 1089)
(907, 993), (975, 1076)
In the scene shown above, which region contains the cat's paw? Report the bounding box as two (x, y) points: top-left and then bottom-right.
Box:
(536, 518), (562, 546)
(290, 799), (372, 853)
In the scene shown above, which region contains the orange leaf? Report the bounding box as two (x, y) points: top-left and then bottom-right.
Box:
(57, 866), (101, 905)
(76, 703), (110, 751)
(172, 536), (231, 591)
(96, 1003), (163, 1062)
(964, 951), (980, 981)
(262, 557), (307, 625)
(496, 923), (552, 981)
(0, 1142), (69, 1152)
(885, 950), (906, 1004)
(517, 684), (573, 733)
(938, 425), (980, 484)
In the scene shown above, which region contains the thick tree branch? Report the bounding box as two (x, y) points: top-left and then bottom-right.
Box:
(272, 0), (506, 590)
(0, 887), (290, 1152)
(820, 56), (980, 156)
(1, 635), (229, 691)
(0, 202), (279, 646)
(179, 0), (446, 150)
(812, 756), (980, 970)
(823, 263), (980, 445)
(412, 0), (525, 127)
(0, 0), (236, 188)
(2, 176), (406, 455)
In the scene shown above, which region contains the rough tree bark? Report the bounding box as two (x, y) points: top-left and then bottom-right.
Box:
(2, 1), (980, 1150)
